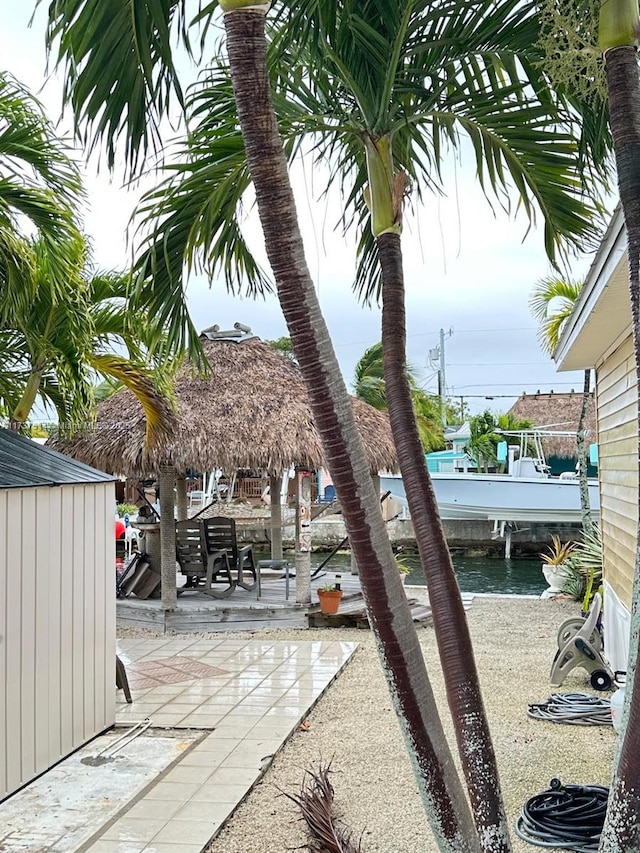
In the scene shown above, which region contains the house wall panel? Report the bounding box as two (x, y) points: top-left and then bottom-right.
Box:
(0, 481), (115, 802)
(597, 387), (636, 421)
(596, 349), (634, 396)
(4, 489), (24, 797)
(596, 335), (638, 611)
(20, 488), (37, 784)
(598, 414), (637, 443)
(0, 491), (8, 798)
(44, 487), (62, 766)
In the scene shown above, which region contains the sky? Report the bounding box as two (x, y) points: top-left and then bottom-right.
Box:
(3, 6), (602, 418)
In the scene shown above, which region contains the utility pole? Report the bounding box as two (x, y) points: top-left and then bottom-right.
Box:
(439, 327), (447, 427)
(428, 327), (453, 427)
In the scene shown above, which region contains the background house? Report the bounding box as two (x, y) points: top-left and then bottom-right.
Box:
(554, 205), (634, 673)
(508, 391), (597, 477)
(0, 430), (115, 800)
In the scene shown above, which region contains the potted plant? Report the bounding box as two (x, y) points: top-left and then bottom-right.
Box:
(540, 535), (578, 598)
(395, 553), (412, 586)
(317, 583), (343, 615)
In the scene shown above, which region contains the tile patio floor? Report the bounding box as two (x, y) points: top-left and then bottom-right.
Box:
(1, 637), (358, 853)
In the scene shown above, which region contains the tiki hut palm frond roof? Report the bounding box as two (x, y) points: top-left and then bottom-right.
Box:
(51, 335), (398, 476)
(508, 391), (597, 459)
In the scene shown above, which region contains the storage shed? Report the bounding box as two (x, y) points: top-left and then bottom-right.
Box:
(0, 429), (116, 801)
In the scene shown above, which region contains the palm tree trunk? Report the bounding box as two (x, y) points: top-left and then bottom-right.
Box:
(599, 41), (640, 852)
(221, 8), (479, 851)
(295, 468), (312, 605)
(159, 465), (177, 611)
(10, 369), (43, 429)
(176, 476), (188, 521)
(269, 473), (284, 560)
(576, 370), (593, 536)
(377, 231), (510, 853)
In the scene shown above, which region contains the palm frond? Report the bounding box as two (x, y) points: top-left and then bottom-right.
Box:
(529, 276), (583, 354)
(0, 73), (84, 303)
(283, 763), (362, 853)
(41, 0), (188, 176)
(88, 353), (176, 449)
(268, 0), (610, 299)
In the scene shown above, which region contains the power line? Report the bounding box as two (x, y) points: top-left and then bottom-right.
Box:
(448, 361), (550, 367)
(452, 381), (579, 390)
(332, 326), (538, 349)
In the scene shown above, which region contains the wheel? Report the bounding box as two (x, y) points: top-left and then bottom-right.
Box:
(590, 670), (612, 691)
(557, 619), (584, 646)
(557, 620), (603, 653)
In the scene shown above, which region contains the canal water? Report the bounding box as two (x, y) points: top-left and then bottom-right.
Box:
(302, 552), (545, 597)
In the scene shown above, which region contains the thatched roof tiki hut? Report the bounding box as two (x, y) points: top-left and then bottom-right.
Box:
(53, 327), (397, 610)
(508, 391), (597, 474)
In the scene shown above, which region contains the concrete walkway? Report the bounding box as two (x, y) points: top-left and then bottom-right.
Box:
(0, 637), (358, 853)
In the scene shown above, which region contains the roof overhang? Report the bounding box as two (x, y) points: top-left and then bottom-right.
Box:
(554, 206), (630, 371)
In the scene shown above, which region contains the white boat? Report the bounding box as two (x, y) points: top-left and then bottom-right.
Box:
(380, 430), (599, 525)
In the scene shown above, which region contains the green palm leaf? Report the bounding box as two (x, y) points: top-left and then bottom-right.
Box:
(0, 73), (84, 313)
(41, 0), (187, 175)
(529, 276), (583, 354)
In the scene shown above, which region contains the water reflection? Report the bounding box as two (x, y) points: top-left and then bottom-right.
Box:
(404, 555), (544, 596)
(255, 549), (545, 596)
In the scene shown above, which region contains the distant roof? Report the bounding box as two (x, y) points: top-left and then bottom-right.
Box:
(508, 392), (596, 458)
(0, 429), (114, 489)
(445, 423), (470, 440)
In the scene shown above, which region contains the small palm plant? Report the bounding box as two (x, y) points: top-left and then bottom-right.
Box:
(564, 526), (603, 610)
(540, 535), (578, 566)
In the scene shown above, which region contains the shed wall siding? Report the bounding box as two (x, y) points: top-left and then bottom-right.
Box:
(0, 482), (115, 801)
(596, 334), (637, 609)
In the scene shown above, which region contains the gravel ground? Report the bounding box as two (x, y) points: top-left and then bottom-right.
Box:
(121, 596), (617, 852)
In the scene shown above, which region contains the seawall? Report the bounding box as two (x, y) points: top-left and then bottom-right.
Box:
(237, 515), (584, 558)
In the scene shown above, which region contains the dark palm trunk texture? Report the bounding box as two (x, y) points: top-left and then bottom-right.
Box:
(377, 232), (510, 853)
(222, 9), (479, 852)
(600, 44), (640, 852)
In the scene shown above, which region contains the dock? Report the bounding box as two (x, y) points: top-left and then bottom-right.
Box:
(116, 569), (474, 634)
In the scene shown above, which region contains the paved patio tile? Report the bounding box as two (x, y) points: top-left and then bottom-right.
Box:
(0, 638), (358, 853)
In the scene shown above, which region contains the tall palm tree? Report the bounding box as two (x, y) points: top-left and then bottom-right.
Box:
(530, 276), (593, 535)
(537, 2), (640, 847)
(1, 233), (174, 444)
(264, 5), (608, 846)
(217, 6), (480, 848)
(172, 9), (610, 842)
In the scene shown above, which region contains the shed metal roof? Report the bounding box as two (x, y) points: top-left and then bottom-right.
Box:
(0, 429), (115, 489)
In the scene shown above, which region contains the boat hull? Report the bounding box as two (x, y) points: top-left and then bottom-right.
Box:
(380, 473), (600, 523)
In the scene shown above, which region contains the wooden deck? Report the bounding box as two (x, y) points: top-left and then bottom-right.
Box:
(116, 570), (471, 634)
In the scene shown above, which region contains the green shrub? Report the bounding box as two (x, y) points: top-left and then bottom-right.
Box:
(117, 503), (138, 517)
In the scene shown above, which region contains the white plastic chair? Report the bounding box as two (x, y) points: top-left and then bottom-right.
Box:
(124, 526), (140, 559)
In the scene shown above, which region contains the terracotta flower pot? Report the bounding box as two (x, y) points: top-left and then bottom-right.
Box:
(317, 588), (343, 615)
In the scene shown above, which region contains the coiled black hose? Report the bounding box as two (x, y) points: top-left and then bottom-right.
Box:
(527, 692), (612, 726)
(515, 779), (609, 852)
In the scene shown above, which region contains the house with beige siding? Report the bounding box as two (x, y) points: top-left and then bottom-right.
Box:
(0, 429), (116, 801)
(554, 205), (635, 673)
